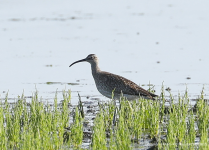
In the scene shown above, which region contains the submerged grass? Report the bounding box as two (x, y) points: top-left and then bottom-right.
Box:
(0, 87), (209, 149)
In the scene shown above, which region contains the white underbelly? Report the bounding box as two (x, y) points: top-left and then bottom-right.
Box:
(97, 87), (139, 100)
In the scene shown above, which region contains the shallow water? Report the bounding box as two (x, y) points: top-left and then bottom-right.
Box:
(0, 0), (209, 104)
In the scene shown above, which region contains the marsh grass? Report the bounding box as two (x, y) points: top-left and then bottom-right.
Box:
(0, 87), (209, 150)
(70, 107), (83, 149)
(0, 90), (71, 149)
(91, 87), (209, 150)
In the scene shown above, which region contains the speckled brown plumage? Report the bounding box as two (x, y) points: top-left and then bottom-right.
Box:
(70, 54), (157, 100)
(95, 71), (157, 99)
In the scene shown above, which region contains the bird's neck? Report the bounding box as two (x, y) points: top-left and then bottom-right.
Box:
(91, 62), (100, 75)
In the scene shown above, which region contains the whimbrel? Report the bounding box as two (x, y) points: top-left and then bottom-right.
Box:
(69, 54), (157, 100)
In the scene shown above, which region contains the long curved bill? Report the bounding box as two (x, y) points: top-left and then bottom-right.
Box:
(69, 58), (87, 67)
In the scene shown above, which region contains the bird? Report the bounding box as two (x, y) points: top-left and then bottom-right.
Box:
(69, 54), (157, 100)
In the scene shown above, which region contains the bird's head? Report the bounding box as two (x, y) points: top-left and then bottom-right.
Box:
(69, 54), (98, 67)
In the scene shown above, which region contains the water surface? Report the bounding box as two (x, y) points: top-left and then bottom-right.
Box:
(0, 0), (209, 104)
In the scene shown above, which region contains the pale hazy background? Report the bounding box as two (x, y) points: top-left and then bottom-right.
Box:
(0, 0), (209, 104)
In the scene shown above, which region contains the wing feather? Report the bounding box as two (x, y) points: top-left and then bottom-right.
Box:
(96, 71), (157, 99)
